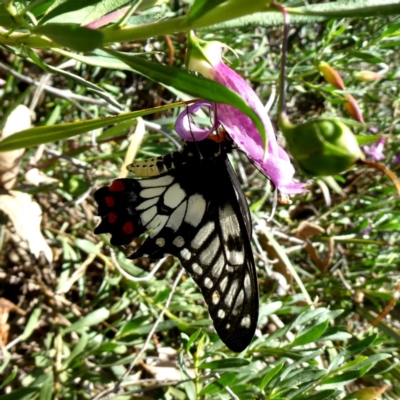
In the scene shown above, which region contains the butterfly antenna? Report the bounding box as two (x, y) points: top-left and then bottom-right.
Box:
(185, 105), (204, 159)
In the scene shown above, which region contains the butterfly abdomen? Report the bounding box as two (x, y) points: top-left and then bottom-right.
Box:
(127, 152), (186, 177)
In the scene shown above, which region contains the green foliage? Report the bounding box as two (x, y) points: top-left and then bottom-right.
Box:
(1, 1), (400, 400)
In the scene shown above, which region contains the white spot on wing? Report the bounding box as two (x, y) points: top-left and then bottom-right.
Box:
(204, 277), (213, 289)
(199, 236), (220, 266)
(218, 309), (225, 319)
(219, 276), (228, 293)
(185, 194), (206, 227)
(139, 175), (174, 187)
(156, 237), (165, 247)
(234, 289), (244, 309)
(241, 315), (251, 328)
(219, 205), (244, 265)
(228, 250), (244, 265)
(192, 263), (203, 275)
(149, 215), (169, 237)
(140, 206), (157, 225)
(244, 273), (251, 297)
(164, 183), (185, 208)
(140, 187), (166, 198)
(211, 254), (224, 277)
(191, 221), (215, 249)
(166, 201), (187, 231)
(180, 248), (191, 261)
(136, 197), (158, 211)
(225, 279), (239, 307)
(172, 236), (185, 248)
(212, 291), (220, 304)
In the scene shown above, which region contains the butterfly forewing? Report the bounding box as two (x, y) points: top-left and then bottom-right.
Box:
(94, 139), (259, 352)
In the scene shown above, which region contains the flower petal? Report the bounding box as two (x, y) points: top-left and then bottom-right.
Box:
(175, 101), (217, 142)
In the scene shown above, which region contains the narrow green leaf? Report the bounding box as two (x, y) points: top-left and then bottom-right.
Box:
(187, 0), (227, 22)
(199, 372), (237, 395)
(321, 370), (364, 386)
(0, 104), (179, 152)
(186, 328), (202, 352)
(21, 307), (42, 341)
(62, 307), (110, 333)
(291, 319), (330, 347)
(24, 46), (122, 110)
(63, 332), (89, 368)
(40, 0), (128, 24)
(34, 23), (103, 51)
(298, 389), (341, 400)
(104, 49), (267, 148)
(0, 387), (40, 400)
(74, 238), (100, 255)
(260, 363), (285, 390)
(356, 134), (382, 145)
(0, 365), (17, 389)
(198, 358), (250, 370)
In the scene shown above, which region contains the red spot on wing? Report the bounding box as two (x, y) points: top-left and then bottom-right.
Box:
(109, 180), (125, 192)
(105, 196), (115, 207)
(123, 221), (134, 235)
(108, 212), (117, 224)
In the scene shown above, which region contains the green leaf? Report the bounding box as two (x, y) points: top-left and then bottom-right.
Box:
(260, 363), (285, 390)
(0, 387), (41, 400)
(199, 372), (237, 395)
(39, 0), (127, 24)
(291, 319), (330, 347)
(348, 51), (384, 64)
(186, 328), (202, 352)
(0, 365), (17, 389)
(297, 389), (341, 400)
(187, 0), (227, 22)
(34, 23), (103, 51)
(198, 358), (250, 370)
(21, 307), (42, 341)
(63, 332), (89, 368)
(104, 49), (267, 148)
(62, 307), (110, 333)
(74, 238), (100, 254)
(0, 104), (178, 152)
(24, 46), (122, 110)
(356, 134), (382, 145)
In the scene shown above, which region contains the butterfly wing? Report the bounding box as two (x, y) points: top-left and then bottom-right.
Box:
(94, 155), (258, 352)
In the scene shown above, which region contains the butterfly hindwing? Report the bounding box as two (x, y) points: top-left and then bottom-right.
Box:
(94, 141), (258, 352)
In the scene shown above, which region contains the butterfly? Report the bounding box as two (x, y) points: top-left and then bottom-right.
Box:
(94, 133), (259, 352)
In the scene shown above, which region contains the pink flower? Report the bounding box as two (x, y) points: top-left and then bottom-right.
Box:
(176, 32), (307, 195)
(363, 137), (385, 161)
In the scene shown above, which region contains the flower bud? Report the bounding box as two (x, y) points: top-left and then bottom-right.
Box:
(343, 93), (364, 123)
(318, 61), (345, 90)
(280, 115), (364, 176)
(354, 70), (385, 82)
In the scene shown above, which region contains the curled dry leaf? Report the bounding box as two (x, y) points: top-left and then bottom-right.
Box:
(258, 233), (292, 294)
(0, 191), (53, 262)
(0, 105), (32, 190)
(0, 297), (26, 347)
(25, 168), (59, 186)
(296, 221), (335, 272)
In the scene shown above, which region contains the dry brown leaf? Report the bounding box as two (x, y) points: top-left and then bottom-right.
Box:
(0, 297), (25, 347)
(348, 385), (389, 400)
(259, 233), (292, 293)
(0, 105), (32, 189)
(25, 168), (59, 186)
(296, 221), (334, 272)
(0, 190), (52, 262)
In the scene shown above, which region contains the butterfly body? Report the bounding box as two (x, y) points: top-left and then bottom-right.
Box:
(94, 136), (259, 352)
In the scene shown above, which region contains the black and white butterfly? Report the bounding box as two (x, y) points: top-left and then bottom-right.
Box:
(94, 133), (259, 352)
